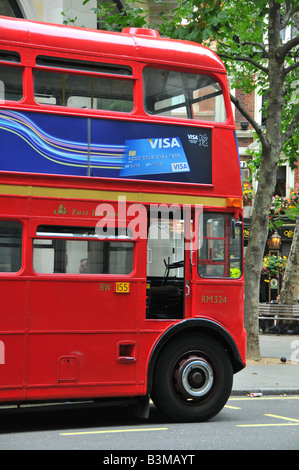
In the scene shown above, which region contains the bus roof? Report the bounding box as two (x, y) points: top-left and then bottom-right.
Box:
(0, 15), (226, 73)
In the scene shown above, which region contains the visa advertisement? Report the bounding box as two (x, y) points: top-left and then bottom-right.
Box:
(0, 110), (212, 184)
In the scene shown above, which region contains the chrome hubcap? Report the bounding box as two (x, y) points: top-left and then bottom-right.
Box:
(174, 355), (214, 399)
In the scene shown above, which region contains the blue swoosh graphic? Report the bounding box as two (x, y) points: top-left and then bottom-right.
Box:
(0, 110), (124, 169)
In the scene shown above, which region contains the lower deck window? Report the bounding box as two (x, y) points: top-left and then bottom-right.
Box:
(33, 70), (133, 112)
(33, 225), (133, 274)
(0, 221), (22, 272)
(33, 239), (133, 274)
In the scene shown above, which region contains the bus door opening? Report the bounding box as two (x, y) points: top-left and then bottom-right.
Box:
(146, 209), (187, 319)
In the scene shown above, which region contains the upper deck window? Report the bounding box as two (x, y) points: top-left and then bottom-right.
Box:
(0, 65), (22, 102)
(33, 56), (133, 112)
(143, 68), (226, 122)
(36, 56), (132, 76)
(0, 49), (22, 102)
(33, 70), (133, 111)
(0, 50), (21, 63)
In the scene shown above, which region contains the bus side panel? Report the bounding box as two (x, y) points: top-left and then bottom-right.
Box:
(26, 277), (142, 399)
(0, 111), (214, 187)
(26, 333), (138, 400)
(0, 280), (27, 401)
(194, 281), (246, 364)
(212, 128), (242, 197)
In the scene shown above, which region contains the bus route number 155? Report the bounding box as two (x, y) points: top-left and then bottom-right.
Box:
(115, 282), (130, 293)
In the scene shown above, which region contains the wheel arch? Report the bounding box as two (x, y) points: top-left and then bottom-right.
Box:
(146, 318), (244, 394)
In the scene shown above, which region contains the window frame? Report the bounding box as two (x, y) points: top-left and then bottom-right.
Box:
(0, 220), (23, 273)
(32, 54), (135, 113)
(197, 212), (243, 279)
(0, 63), (23, 103)
(143, 66), (227, 123)
(32, 224), (135, 276)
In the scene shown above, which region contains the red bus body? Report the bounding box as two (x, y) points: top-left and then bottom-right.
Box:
(0, 17), (246, 421)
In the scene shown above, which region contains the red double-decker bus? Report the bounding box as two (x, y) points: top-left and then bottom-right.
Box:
(0, 16), (246, 422)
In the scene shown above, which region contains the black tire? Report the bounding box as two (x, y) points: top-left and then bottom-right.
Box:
(151, 333), (233, 422)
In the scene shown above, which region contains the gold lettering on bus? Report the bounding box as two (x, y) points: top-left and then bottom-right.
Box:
(201, 295), (227, 304)
(54, 203), (68, 215)
(99, 283), (111, 291)
(53, 204), (119, 217)
(91, 210), (118, 217)
(72, 209), (89, 216)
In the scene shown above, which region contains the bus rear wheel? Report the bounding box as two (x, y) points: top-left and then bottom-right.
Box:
(151, 333), (233, 422)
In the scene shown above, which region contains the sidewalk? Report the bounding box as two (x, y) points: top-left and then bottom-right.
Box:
(232, 334), (299, 395)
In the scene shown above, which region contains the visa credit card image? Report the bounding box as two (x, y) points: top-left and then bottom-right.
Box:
(120, 137), (190, 177)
